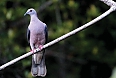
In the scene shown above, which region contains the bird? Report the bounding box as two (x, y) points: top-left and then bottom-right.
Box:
(24, 8), (48, 77)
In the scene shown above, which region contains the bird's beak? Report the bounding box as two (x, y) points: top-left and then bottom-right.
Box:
(24, 12), (27, 16)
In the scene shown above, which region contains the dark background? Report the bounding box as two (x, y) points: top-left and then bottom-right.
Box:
(0, 0), (116, 78)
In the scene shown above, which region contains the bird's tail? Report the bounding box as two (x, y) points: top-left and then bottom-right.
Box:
(31, 51), (47, 77)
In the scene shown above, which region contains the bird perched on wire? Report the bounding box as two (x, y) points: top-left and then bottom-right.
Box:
(24, 8), (48, 77)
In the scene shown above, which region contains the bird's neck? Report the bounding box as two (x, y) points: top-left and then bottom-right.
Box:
(30, 14), (40, 22)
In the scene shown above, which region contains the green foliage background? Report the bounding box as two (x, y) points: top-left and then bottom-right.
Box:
(0, 0), (116, 78)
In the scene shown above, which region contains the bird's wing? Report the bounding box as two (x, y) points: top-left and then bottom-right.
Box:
(27, 28), (30, 43)
(44, 25), (48, 44)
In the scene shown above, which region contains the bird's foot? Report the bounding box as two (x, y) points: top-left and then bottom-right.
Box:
(38, 45), (43, 51)
(30, 50), (34, 53)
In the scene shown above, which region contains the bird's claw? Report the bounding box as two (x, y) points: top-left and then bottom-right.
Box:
(30, 45), (43, 53)
(30, 50), (34, 53)
(39, 45), (43, 51)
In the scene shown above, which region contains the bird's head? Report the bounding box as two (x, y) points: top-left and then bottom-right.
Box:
(24, 8), (37, 16)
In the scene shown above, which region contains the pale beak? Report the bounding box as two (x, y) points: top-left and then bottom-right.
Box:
(24, 12), (27, 16)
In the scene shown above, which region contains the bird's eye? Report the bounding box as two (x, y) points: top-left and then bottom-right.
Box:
(30, 10), (32, 12)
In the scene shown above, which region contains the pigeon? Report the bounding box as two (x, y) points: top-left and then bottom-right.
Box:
(24, 8), (48, 77)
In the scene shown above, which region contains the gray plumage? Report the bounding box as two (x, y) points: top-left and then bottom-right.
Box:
(24, 8), (48, 77)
